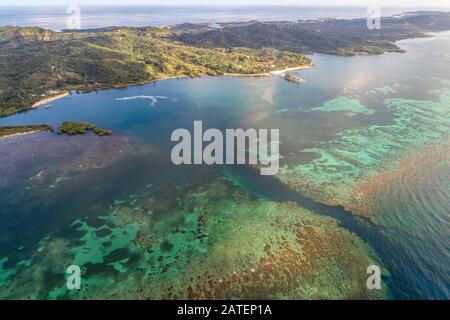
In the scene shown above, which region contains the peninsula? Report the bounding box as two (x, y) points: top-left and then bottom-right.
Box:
(0, 124), (53, 138)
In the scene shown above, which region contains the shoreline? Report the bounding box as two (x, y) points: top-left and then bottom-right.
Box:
(25, 67), (309, 116)
(2, 64), (312, 120)
(31, 92), (70, 109)
(284, 72), (306, 84)
(224, 64), (311, 78)
(108, 75), (189, 89)
(0, 130), (45, 140)
(270, 65), (310, 76)
(224, 72), (271, 77)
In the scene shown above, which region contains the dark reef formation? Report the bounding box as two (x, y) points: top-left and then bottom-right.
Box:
(57, 121), (112, 136)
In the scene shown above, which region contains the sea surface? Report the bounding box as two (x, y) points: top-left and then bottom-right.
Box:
(0, 27), (450, 298)
(1, 5), (450, 30)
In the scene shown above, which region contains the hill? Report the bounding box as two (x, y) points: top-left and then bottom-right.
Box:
(0, 26), (309, 117)
(168, 11), (450, 55)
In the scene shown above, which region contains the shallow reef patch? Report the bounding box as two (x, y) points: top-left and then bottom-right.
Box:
(277, 87), (450, 219)
(0, 179), (387, 299)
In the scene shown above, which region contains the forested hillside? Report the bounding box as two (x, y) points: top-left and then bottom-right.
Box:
(0, 27), (309, 117)
(169, 11), (450, 55)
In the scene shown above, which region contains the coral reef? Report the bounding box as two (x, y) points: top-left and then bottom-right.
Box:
(277, 88), (450, 218)
(0, 179), (387, 299)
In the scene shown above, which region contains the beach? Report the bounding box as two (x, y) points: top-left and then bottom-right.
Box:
(224, 64), (311, 78)
(0, 130), (44, 140)
(270, 65), (311, 75)
(31, 92), (70, 109)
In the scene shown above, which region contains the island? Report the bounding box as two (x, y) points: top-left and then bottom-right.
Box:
(1, 11), (450, 118)
(0, 124), (53, 138)
(57, 121), (112, 136)
(284, 72), (305, 84)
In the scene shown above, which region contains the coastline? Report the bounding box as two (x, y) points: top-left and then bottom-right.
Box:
(108, 75), (189, 89)
(3, 75), (188, 119)
(224, 64), (311, 78)
(3, 66), (311, 120)
(0, 130), (44, 140)
(270, 65), (310, 76)
(77, 65), (311, 103)
(31, 92), (70, 109)
(224, 72), (271, 77)
(81, 66), (310, 98)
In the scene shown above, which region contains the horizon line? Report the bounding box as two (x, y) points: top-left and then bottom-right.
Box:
(1, 4), (450, 8)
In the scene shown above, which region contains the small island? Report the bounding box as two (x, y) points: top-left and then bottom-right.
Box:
(0, 124), (53, 138)
(284, 72), (305, 84)
(57, 121), (112, 137)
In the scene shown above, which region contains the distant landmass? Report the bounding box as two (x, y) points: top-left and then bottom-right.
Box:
(170, 11), (450, 54)
(1, 11), (450, 118)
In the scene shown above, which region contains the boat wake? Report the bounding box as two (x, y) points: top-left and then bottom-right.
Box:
(115, 95), (167, 107)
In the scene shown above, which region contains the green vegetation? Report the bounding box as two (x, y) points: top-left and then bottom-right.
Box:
(57, 121), (112, 136)
(0, 124), (53, 138)
(0, 122), (111, 138)
(1, 11), (450, 118)
(92, 127), (113, 137)
(284, 72), (305, 84)
(170, 12), (450, 55)
(0, 26), (309, 117)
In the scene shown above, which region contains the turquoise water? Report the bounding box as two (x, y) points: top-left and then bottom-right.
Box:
(1, 33), (450, 299)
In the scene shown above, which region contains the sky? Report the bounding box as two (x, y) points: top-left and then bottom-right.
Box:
(1, 0), (449, 7)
